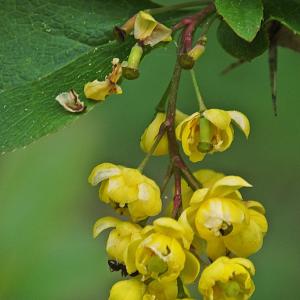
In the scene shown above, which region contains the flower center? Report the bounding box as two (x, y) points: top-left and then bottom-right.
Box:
(147, 255), (168, 275)
(220, 280), (241, 297)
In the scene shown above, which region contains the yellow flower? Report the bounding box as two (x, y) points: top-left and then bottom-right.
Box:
(198, 257), (255, 300)
(176, 109), (250, 162)
(180, 175), (268, 260)
(127, 218), (200, 283)
(134, 11), (172, 46)
(93, 217), (142, 269)
(140, 110), (187, 156)
(84, 58), (122, 101)
(109, 279), (146, 300)
(88, 163), (162, 222)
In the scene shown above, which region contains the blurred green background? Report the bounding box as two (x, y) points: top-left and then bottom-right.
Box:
(1, 1), (300, 299)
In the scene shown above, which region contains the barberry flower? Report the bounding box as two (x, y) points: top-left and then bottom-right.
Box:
(93, 217), (142, 269)
(180, 176), (268, 260)
(126, 218), (199, 283)
(134, 11), (172, 46)
(84, 58), (122, 101)
(198, 257), (255, 300)
(176, 109), (250, 162)
(88, 163), (161, 222)
(140, 110), (187, 156)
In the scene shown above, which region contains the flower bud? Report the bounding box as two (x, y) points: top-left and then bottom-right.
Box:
(179, 37), (207, 70)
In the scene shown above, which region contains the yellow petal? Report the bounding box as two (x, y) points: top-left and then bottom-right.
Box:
(84, 79), (111, 101)
(181, 250), (200, 284)
(146, 280), (178, 300)
(88, 163), (121, 185)
(93, 216), (121, 238)
(134, 11), (157, 40)
(214, 125), (234, 152)
(144, 22), (172, 46)
(203, 109), (231, 130)
(193, 169), (225, 188)
(140, 113), (168, 156)
(128, 182), (162, 222)
(153, 217), (192, 249)
(124, 239), (142, 274)
(230, 258), (255, 275)
(209, 175), (252, 198)
(246, 200), (266, 214)
(228, 110), (250, 138)
(109, 279), (146, 300)
(206, 237), (227, 261)
(190, 188), (209, 205)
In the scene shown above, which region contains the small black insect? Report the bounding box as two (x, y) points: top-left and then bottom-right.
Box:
(108, 260), (139, 277)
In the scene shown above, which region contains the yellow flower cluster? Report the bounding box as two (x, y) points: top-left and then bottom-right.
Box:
(89, 162), (267, 299)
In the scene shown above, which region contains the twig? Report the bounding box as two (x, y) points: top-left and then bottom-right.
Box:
(165, 60), (201, 218)
(221, 59), (246, 75)
(173, 3), (215, 53)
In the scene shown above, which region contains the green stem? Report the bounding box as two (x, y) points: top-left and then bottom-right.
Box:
(190, 68), (207, 112)
(147, 1), (212, 15)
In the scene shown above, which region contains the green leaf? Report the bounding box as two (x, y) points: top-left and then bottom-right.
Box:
(215, 0), (263, 42)
(217, 21), (269, 61)
(0, 0), (161, 154)
(264, 0), (300, 34)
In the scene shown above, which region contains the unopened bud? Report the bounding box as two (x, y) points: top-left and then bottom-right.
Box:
(198, 117), (213, 153)
(123, 44), (143, 80)
(188, 38), (206, 61)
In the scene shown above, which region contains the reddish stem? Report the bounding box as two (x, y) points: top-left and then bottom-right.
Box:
(173, 3), (215, 53)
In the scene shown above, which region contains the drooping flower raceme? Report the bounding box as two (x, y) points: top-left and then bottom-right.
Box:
(176, 109), (250, 162)
(84, 58), (123, 101)
(180, 175), (268, 260)
(140, 110), (187, 156)
(198, 257), (255, 300)
(88, 163), (162, 222)
(134, 11), (172, 47)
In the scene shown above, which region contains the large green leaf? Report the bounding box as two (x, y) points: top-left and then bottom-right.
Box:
(215, 0), (263, 42)
(264, 0), (300, 34)
(0, 0), (161, 154)
(217, 21), (269, 61)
